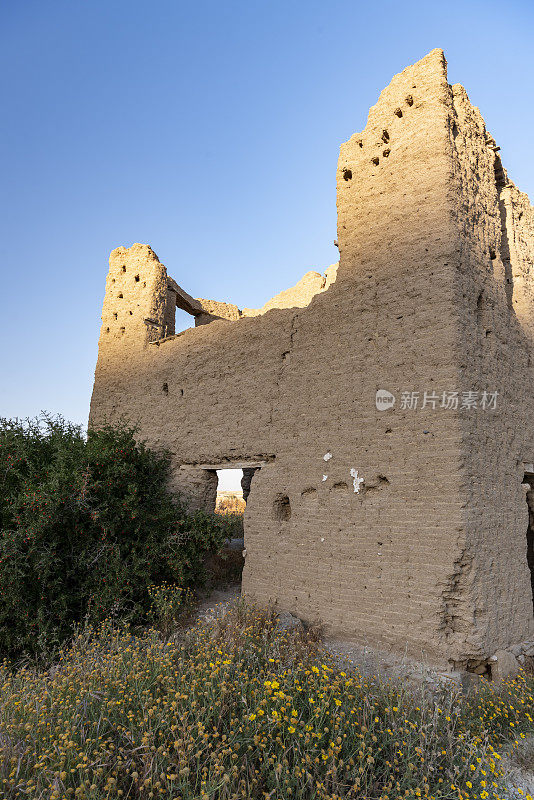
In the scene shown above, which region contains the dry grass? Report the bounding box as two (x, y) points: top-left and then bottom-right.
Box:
(509, 737), (534, 773)
(215, 494), (245, 515)
(1, 600), (534, 799)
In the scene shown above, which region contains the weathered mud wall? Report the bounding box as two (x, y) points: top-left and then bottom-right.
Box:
(89, 49), (534, 669)
(447, 85), (534, 667)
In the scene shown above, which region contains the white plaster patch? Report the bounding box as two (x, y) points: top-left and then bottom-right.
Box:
(323, 452), (333, 461)
(322, 474), (328, 482)
(321, 537), (325, 542)
(350, 468), (365, 493)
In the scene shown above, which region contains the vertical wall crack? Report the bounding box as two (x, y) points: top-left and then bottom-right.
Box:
(268, 313), (299, 426)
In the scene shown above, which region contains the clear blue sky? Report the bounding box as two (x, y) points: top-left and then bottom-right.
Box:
(1, 0), (533, 427)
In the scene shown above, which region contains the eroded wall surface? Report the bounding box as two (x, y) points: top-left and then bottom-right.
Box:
(89, 49), (534, 669)
(447, 85), (534, 667)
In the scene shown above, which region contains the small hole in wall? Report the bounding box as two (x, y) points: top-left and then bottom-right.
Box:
(105, 327), (110, 333)
(179, 388), (184, 396)
(371, 156), (379, 166)
(357, 140), (363, 148)
(331, 482), (348, 493)
(405, 95), (414, 106)
(476, 291), (493, 339)
(162, 382), (169, 396)
(113, 312), (118, 320)
(489, 249), (496, 260)
(381, 130), (389, 143)
(343, 168), (352, 181)
(129, 310), (133, 315)
(394, 107), (403, 118)
(143, 282), (146, 288)
(122, 265), (126, 272)
(465, 659), (492, 678)
(118, 293), (123, 299)
(383, 148), (390, 158)
(111, 278), (115, 283)
(119, 326), (125, 335)
(135, 274), (140, 282)
(273, 493), (291, 522)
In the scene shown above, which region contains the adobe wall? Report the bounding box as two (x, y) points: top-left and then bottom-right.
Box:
(89, 49), (534, 670)
(447, 86), (534, 666)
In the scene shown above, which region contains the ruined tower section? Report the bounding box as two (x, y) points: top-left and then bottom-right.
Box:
(244, 49), (534, 670)
(90, 243), (174, 425)
(446, 84), (534, 663)
(88, 50), (534, 672)
(316, 47), (534, 667)
(242, 49), (475, 667)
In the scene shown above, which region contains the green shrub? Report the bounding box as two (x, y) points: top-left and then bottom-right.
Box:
(0, 414), (226, 660)
(215, 509), (244, 538)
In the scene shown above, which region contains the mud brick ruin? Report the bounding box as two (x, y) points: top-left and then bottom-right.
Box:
(90, 50), (534, 676)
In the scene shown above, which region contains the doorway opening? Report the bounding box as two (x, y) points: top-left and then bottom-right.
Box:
(216, 468), (245, 515)
(214, 467), (260, 515)
(206, 466), (261, 589)
(524, 473), (534, 614)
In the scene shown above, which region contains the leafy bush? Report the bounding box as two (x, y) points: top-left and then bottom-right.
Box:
(0, 414), (226, 659)
(1, 602), (531, 799)
(214, 509), (244, 538)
